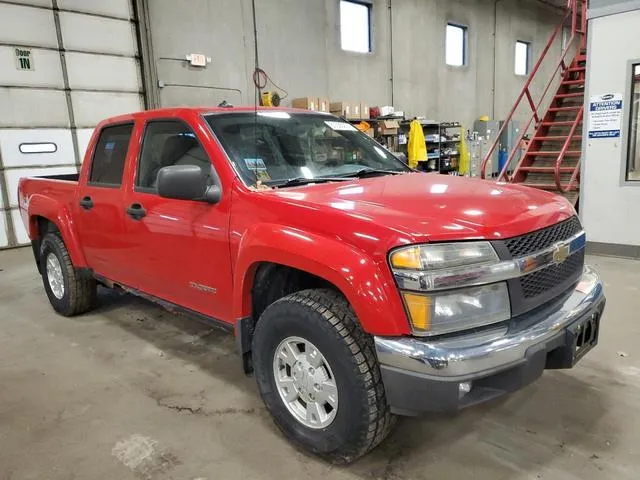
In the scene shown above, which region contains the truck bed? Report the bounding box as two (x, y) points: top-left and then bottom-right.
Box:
(34, 173), (80, 182)
(18, 174), (80, 236)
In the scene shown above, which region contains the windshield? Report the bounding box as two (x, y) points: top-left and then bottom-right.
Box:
(204, 112), (410, 186)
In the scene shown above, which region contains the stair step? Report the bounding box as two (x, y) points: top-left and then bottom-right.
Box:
(527, 164), (579, 170)
(528, 158), (579, 166)
(565, 67), (586, 73)
(525, 171), (575, 180)
(548, 106), (581, 112)
(541, 121), (583, 127)
(520, 167), (577, 173)
(561, 79), (585, 86)
(555, 93), (584, 99)
(520, 182), (559, 190)
(526, 150), (581, 157)
(533, 135), (582, 141)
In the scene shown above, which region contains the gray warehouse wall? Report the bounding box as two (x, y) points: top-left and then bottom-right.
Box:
(142, 0), (563, 130)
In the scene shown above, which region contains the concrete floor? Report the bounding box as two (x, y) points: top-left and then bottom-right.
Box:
(1, 247), (639, 480)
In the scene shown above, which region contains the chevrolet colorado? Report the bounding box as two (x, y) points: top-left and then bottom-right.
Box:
(18, 107), (605, 463)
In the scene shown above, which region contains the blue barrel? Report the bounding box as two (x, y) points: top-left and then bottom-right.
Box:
(498, 148), (508, 173)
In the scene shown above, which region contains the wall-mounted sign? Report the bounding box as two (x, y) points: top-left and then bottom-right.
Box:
(185, 53), (211, 67)
(15, 47), (34, 71)
(588, 93), (623, 138)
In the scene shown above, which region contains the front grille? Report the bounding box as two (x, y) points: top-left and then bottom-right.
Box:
(496, 215), (586, 316)
(505, 216), (582, 258)
(520, 249), (585, 298)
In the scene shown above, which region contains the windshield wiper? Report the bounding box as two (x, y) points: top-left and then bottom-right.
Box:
(338, 168), (405, 179)
(269, 177), (350, 189)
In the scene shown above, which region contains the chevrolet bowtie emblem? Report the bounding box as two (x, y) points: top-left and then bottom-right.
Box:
(552, 243), (570, 264)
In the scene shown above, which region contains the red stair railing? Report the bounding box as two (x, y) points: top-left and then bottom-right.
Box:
(554, 108), (583, 191)
(480, 0), (587, 190)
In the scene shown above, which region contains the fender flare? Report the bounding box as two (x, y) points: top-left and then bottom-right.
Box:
(27, 194), (87, 267)
(233, 224), (409, 336)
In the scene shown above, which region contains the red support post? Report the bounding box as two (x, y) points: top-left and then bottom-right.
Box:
(525, 89), (540, 124)
(554, 108), (584, 192)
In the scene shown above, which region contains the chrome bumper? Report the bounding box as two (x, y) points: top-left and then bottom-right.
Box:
(375, 265), (604, 378)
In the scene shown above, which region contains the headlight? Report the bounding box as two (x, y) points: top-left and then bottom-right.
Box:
(401, 283), (511, 336)
(390, 242), (510, 336)
(390, 242), (499, 270)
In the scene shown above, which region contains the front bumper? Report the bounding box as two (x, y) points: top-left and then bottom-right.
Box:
(375, 265), (605, 415)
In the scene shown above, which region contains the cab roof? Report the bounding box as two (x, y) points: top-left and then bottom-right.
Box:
(101, 106), (333, 125)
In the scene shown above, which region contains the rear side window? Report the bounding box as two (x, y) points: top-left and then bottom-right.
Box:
(89, 123), (134, 186)
(136, 120), (212, 190)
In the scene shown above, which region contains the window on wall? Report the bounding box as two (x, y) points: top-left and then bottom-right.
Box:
(627, 64), (640, 181)
(446, 24), (467, 67)
(340, 0), (371, 53)
(515, 41), (531, 76)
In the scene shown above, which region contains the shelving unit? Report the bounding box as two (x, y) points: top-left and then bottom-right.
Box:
(400, 121), (462, 173)
(439, 122), (462, 174)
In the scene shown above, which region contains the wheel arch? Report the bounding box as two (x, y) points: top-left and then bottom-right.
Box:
(27, 195), (87, 269)
(232, 225), (408, 373)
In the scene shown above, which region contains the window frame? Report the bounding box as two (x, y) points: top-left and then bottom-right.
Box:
(87, 122), (134, 189)
(134, 118), (218, 195)
(339, 0), (372, 54)
(622, 59), (640, 184)
(445, 23), (468, 68)
(515, 40), (531, 76)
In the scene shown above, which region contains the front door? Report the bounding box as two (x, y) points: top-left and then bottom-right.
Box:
(75, 122), (133, 283)
(122, 119), (233, 322)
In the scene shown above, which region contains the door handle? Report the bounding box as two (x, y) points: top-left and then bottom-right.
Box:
(79, 196), (94, 210)
(126, 203), (146, 220)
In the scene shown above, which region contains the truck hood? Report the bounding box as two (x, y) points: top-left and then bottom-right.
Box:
(271, 173), (575, 243)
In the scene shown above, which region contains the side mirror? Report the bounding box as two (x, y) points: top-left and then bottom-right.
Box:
(156, 165), (221, 204)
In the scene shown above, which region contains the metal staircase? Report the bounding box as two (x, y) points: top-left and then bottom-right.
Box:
(481, 0), (587, 206)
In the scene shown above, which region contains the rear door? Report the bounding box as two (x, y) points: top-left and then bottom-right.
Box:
(121, 117), (233, 322)
(75, 123), (134, 283)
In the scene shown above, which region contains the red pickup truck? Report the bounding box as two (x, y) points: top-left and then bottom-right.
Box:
(18, 107), (605, 463)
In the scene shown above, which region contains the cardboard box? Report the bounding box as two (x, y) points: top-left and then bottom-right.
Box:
(330, 101), (351, 118)
(317, 97), (329, 113)
(364, 128), (375, 138)
(379, 105), (394, 116)
(360, 102), (370, 119)
(352, 103), (361, 119)
(292, 97), (318, 111)
(380, 119), (400, 135)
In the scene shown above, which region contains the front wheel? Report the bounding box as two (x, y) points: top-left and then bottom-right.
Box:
(252, 289), (395, 463)
(40, 232), (97, 316)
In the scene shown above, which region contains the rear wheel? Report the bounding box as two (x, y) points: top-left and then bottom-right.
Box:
(40, 232), (97, 316)
(252, 288), (395, 463)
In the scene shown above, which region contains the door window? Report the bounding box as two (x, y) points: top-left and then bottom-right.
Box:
(136, 121), (212, 190)
(88, 123), (134, 186)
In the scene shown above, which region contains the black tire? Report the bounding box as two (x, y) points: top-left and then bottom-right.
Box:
(252, 288), (395, 463)
(40, 232), (97, 316)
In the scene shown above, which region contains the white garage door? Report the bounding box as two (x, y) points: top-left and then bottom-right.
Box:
(0, 0), (145, 248)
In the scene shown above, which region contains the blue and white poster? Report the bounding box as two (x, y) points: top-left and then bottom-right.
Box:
(588, 93), (623, 139)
